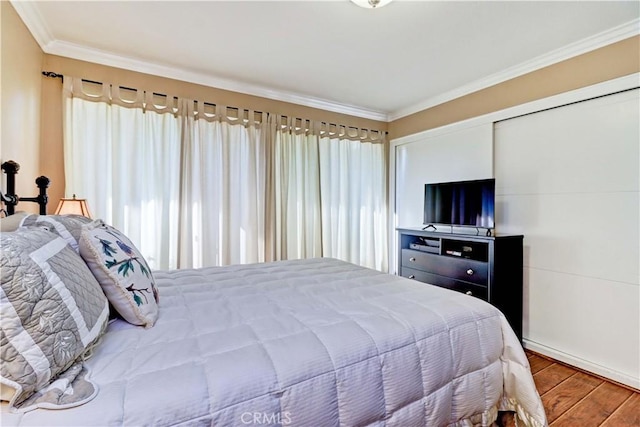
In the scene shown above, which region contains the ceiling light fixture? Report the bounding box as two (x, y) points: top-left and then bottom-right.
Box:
(351, 0), (393, 9)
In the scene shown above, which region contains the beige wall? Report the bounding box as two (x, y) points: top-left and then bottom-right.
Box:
(389, 36), (640, 140)
(1, 2), (44, 214)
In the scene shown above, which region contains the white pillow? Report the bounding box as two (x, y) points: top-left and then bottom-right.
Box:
(79, 220), (159, 328)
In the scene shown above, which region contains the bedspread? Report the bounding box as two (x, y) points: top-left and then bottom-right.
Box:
(1, 257), (547, 426)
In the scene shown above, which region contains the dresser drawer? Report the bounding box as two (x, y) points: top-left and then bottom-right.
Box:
(401, 267), (488, 301)
(401, 249), (488, 286)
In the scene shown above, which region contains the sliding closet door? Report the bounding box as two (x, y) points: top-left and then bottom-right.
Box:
(494, 88), (639, 387)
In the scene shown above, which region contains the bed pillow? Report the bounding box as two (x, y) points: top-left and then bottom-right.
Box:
(0, 212), (29, 232)
(79, 220), (159, 328)
(0, 228), (110, 409)
(19, 214), (92, 253)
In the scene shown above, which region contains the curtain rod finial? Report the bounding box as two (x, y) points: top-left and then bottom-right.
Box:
(42, 71), (63, 79)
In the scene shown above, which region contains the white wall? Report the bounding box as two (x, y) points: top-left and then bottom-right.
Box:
(389, 75), (640, 388)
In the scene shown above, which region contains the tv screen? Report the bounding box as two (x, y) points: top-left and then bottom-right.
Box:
(423, 179), (495, 228)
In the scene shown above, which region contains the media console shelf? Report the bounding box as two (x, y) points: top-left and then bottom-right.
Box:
(397, 227), (523, 341)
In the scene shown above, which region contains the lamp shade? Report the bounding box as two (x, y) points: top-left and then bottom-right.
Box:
(54, 194), (92, 218)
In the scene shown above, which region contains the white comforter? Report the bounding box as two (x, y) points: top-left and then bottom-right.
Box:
(2, 258), (547, 426)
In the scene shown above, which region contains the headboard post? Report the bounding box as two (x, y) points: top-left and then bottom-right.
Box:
(1, 161), (19, 216)
(1, 160), (50, 216)
(35, 176), (51, 215)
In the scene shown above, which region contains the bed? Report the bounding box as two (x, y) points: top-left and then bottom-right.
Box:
(1, 165), (547, 427)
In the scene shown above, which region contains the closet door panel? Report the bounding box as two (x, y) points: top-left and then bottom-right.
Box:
(494, 88), (639, 388)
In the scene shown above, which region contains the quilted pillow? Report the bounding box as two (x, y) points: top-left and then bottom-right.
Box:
(20, 214), (92, 253)
(0, 228), (110, 408)
(79, 220), (159, 328)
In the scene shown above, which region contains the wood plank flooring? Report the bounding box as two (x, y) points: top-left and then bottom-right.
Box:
(499, 350), (639, 427)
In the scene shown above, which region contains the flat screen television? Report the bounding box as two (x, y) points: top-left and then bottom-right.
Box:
(423, 178), (495, 229)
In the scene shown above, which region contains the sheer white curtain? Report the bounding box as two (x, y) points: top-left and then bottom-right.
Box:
(273, 120), (387, 270)
(179, 103), (268, 268)
(272, 117), (322, 260)
(63, 80), (268, 269)
(63, 79), (181, 269)
(63, 77), (388, 271)
(318, 136), (387, 271)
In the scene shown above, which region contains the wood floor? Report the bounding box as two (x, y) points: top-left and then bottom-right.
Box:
(500, 350), (639, 426)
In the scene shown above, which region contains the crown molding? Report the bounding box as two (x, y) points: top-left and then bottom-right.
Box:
(10, 0), (54, 48)
(389, 18), (640, 121)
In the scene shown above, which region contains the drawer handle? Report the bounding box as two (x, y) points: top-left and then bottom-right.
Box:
(409, 257), (416, 262)
(466, 269), (474, 276)
(465, 290), (473, 296)
(408, 275), (415, 279)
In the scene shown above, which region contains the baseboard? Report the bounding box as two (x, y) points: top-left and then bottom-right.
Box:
(523, 339), (640, 391)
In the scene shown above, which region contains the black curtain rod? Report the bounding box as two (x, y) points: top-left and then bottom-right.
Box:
(42, 71), (63, 79)
(43, 71), (207, 106)
(42, 70), (388, 135)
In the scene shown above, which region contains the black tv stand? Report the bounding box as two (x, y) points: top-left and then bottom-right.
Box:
(397, 227), (523, 341)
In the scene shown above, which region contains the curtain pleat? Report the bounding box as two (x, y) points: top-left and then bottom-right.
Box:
(63, 77), (388, 271)
(273, 116), (323, 260)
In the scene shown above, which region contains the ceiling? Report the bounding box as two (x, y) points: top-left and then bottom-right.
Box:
(12, 1), (640, 121)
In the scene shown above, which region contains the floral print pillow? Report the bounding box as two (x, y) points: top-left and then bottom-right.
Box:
(79, 220), (159, 328)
